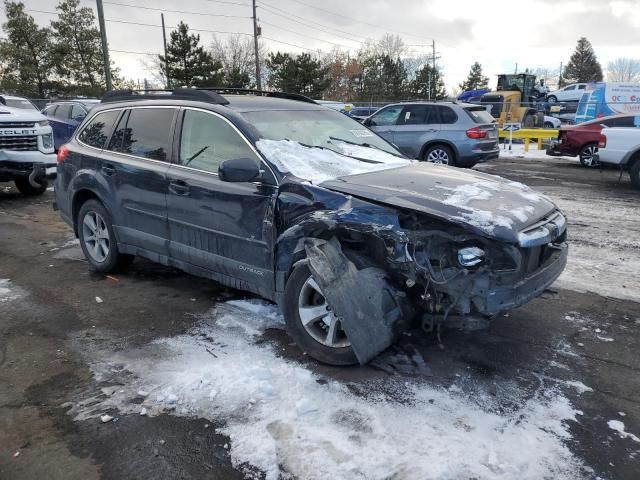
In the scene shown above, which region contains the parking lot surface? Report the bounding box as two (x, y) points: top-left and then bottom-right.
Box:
(1, 155), (639, 479)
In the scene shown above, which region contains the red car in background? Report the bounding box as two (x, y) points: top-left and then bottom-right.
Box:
(546, 114), (638, 167)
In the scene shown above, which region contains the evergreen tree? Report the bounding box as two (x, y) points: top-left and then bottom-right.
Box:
(0, 1), (54, 97)
(458, 62), (489, 91)
(360, 54), (407, 101)
(563, 37), (603, 83)
(412, 64), (447, 100)
(50, 0), (106, 95)
(266, 52), (330, 97)
(159, 22), (223, 87)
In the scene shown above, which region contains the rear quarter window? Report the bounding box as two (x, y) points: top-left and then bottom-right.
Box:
(464, 107), (495, 124)
(437, 106), (458, 124)
(78, 110), (121, 149)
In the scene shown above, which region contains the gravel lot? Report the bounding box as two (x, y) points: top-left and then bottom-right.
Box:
(1, 154), (639, 479)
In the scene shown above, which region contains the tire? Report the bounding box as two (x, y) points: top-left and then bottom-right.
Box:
(523, 115), (535, 128)
(77, 199), (133, 273)
(14, 177), (47, 196)
(630, 158), (640, 189)
(282, 262), (358, 366)
(544, 122), (554, 129)
(547, 95), (557, 104)
(579, 143), (600, 168)
(423, 144), (455, 166)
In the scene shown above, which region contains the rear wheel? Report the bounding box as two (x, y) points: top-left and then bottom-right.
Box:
(14, 177), (47, 196)
(629, 158), (640, 189)
(579, 143), (599, 168)
(544, 121), (554, 129)
(547, 95), (557, 104)
(523, 114), (535, 128)
(424, 144), (455, 166)
(77, 199), (133, 273)
(283, 262), (357, 366)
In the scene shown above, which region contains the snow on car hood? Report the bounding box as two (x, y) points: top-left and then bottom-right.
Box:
(0, 105), (46, 122)
(321, 163), (558, 241)
(256, 139), (411, 184)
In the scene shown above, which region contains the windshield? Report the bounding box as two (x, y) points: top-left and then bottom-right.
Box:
(3, 98), (37, 110)
(464, 106), (496, 124)
(242, 109), (402, 157)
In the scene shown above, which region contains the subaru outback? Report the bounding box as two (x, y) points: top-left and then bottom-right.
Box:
(54, 89), (568, 365)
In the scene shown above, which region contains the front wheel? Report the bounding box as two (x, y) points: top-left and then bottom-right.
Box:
(14, 177), (47, 196)
(282, 263), (357, 366)
(629, 159), (640, 189)
(423, 144), (455, 166)
(579, 143), (599, 168)
(547, 95), (557, 104)
(77, 199), (133, 273)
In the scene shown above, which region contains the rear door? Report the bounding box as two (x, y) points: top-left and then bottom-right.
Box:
(100, 106), (176, 257)
(392, 104), (440, 158)
(365, 105), (403, 143)
(166, 108), (277, 292)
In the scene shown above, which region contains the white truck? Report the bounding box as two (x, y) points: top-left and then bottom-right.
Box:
(597, 127), (640, 188)
(0, 95), (57, 195)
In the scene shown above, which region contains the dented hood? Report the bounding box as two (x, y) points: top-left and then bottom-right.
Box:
(320, 163), (557, 242)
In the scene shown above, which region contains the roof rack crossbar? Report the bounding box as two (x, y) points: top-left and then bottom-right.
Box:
(101, 88), (318, 106)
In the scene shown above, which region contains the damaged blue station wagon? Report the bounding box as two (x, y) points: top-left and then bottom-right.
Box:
(54, 89), (568, 365)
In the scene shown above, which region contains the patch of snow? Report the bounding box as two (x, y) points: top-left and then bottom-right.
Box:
(100, 414), (113, 423)
(596, 336), (614, 342)
(0, 279), (21, 303)
(608, 420), (640, 443)
(256, 139), (410, 184)
(71, 300), (585, 480)
(442, 183), (493, 207)
(452, 209), (514, 235)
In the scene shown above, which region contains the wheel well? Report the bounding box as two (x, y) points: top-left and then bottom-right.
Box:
(628, 150), (640, 167)
(419, 141), (457, 160)
(71, 189), (99, 234)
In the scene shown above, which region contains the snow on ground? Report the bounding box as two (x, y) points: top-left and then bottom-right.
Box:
(607, 420), (640, 443)
(256, 139), (410, 183)
(0, 278), (21, 303)
(499, 142), (559, 161)
(70, 300), (587, 480)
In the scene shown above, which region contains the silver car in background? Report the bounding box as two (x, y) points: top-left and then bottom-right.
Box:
(364, 102), (499, 168)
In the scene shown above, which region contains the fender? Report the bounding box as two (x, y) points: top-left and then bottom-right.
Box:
(622, 144), (640, 166)
(69, 168), (118, 235)
(419, 139), (460, 160)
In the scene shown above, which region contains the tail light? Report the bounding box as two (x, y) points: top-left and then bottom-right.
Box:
(466, 127), (488, 139)
(57, 145), (70, 164)
(598, 134), (606, 148)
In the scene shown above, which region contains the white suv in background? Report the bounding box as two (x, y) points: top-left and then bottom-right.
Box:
(597, 126), (640, 188)
(546, 83), (588, 104)
(0, 94), (56, 195)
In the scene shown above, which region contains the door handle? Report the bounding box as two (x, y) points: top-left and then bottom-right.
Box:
(101, 164), (116, 176)
(169, 180), (190, 196)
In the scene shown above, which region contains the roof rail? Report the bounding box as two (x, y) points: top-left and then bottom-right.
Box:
(101, 88), (318, 106)
(101, 88), (230, 105)
(191, 87), (318, 105)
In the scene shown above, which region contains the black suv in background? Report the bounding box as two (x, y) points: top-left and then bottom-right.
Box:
(55, 89), (568, 365)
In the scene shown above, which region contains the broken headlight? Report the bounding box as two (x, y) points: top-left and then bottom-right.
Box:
(457, 247), (484, 267)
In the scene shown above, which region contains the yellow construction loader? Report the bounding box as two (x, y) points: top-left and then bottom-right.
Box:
(480, 74), (545, 128)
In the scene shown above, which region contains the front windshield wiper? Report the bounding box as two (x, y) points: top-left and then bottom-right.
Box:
(296, 141), (380, 164)
(328, 136), (404, 158)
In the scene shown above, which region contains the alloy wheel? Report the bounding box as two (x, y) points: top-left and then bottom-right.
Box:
(580, 144), (599, 167)
(297, 276), (351, 348)
(427, 148), (450, 164)
(82, 211), (110, 263)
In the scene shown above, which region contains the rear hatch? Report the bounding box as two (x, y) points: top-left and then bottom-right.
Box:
(463, 105), (498, 151)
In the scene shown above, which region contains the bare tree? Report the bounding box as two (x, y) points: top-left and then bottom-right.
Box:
(607, 58), (640, 82)
(210, 34), (267, 88)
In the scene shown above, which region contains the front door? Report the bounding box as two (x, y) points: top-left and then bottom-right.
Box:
(166, 108), (277, 292)
(100, 106), (177, 256)
(366, 105), (404, 144)
(392, 104), (441, 158)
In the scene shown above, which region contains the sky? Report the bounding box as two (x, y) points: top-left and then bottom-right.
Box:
(3, 0), (640, 93)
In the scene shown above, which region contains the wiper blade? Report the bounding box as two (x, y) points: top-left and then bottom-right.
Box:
(185, 146), (209, 165)
(296, 140), (379, 164)
(328, 136), (404, 158)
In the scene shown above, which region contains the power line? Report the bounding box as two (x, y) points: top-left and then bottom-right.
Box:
(281, 0), (438, 43)
(112, 48), (157, 55)
(258, 1), (366, 44)
(261, 36), (313, 51)
(259, 19), (355, 49)
(102, 1), (250, 19)
(200, 0), (250, 6)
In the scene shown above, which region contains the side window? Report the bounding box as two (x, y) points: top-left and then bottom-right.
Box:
(613, 116), (634, 127)
(400, 105), (427, 125)
(56, 104), (72, 120)
(577, 84), (586, 90)
(78, 110), (121, 149)
(423, 106), (439, 124)
(179, 109), (260, 174)
(437, 106), (457, 124)
(369, 105), (403, 126)
(70, 104), (86, 120)
(565, 85), (576, 91)
(43, 105), (57, 116)
(109, 108), (176, 161)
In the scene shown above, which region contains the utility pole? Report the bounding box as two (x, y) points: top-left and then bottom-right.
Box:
(252, 0), (262, 90)
(515, 62), (518, 74)
(558, 61), (563, 87)
(428, 40), (441, 101)
(96, 0), (112, 91)
(161, 13), (170, 89)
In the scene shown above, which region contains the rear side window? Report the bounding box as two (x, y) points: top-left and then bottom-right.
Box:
(179, 109), (260, 174)
(71, 104), (86, 120)
(437, 106), (458, 124)
(56, 104), (72, 120)
(108, 108), (176, 161)
(78, 110), (121, 149)
(464, 107), (495, 124)
(612, 116), (635, 127)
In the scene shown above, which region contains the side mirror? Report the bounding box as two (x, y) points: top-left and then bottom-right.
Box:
(219, 157), (260, 183)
